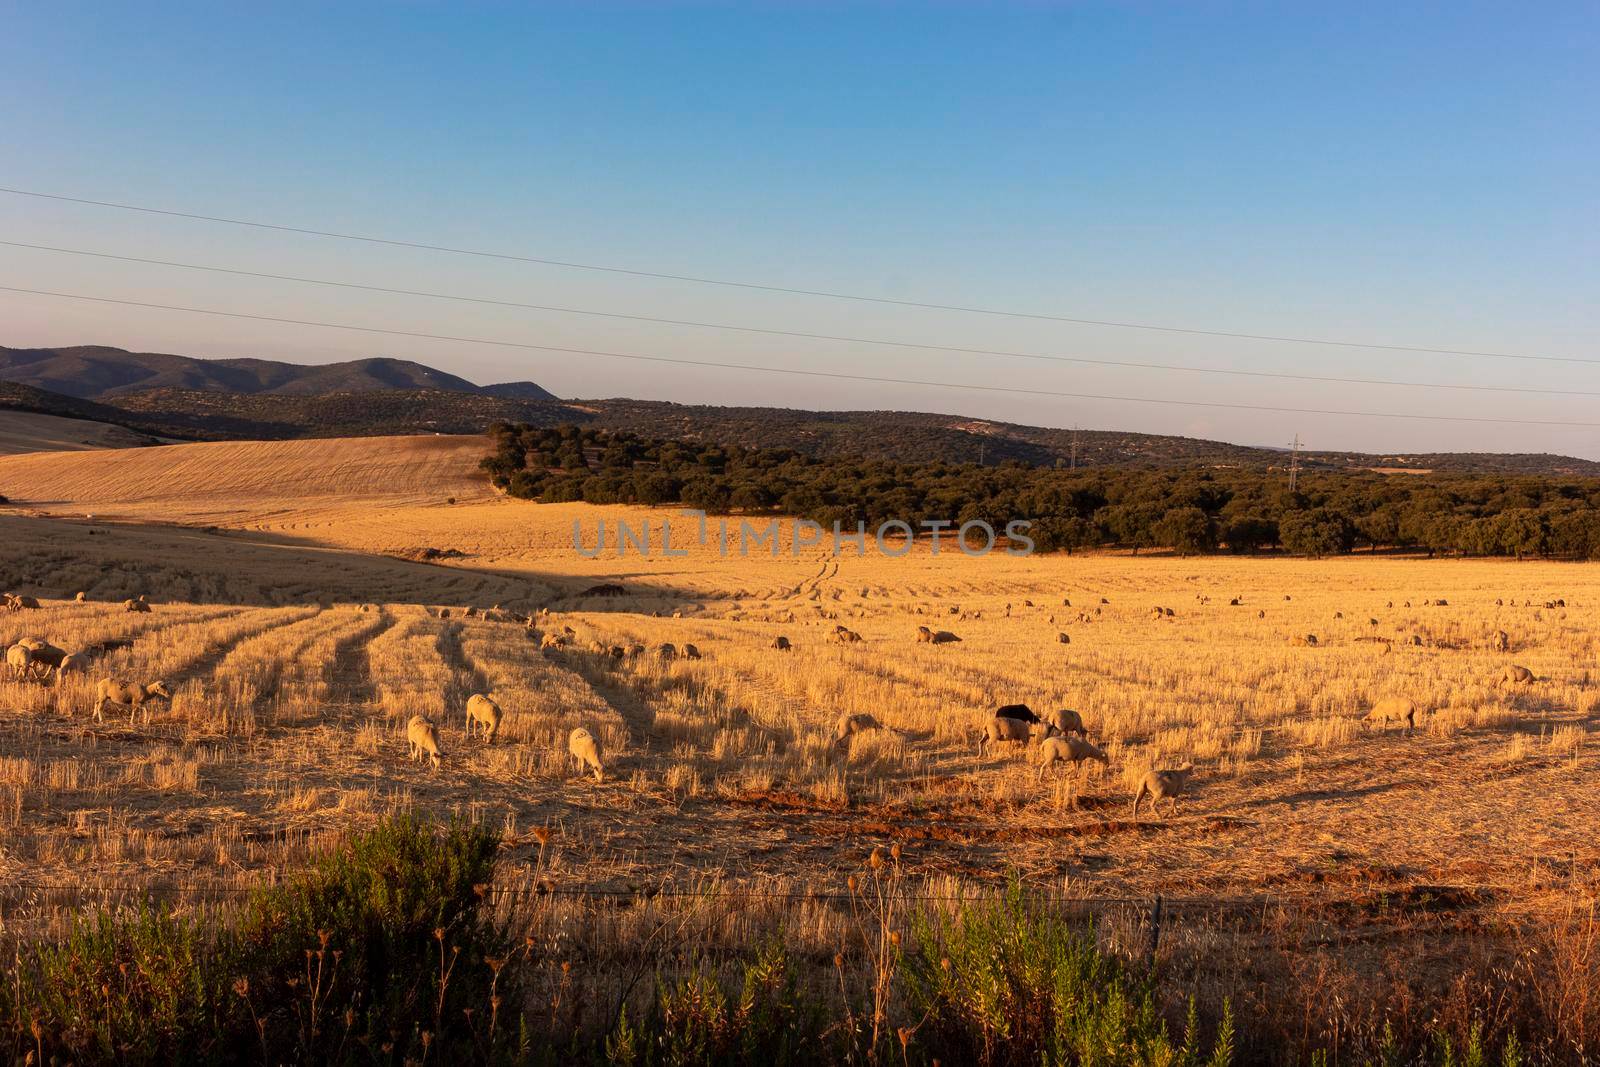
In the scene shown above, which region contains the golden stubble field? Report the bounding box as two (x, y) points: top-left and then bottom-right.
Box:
(0, 435), (1597, 930)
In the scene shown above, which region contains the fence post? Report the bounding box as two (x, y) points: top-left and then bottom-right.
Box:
(1145, 895), (1163, 964)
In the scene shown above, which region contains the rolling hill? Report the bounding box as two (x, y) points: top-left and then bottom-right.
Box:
(2, 342), (1597, 476)
(0, 345), (557, 401)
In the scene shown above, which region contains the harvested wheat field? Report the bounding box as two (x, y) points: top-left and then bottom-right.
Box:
(1, 436), (1596, 910)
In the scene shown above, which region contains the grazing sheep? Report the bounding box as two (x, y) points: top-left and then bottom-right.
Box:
(568, 727), (604, 781)
(1043, 708), (1086, 736)
(24, 643), (74, 679)
(464, 694), (502, 741)
(9, 595), (41, 612)
(1407, 634), (1423, 647)
(123, 598), (151, 614)
(5, 644), (32, 681)
(1334, 611), (1344, 620)
(978, 715), (1057, 756)
(1364, 697), (1417, 732)
(1491, 630), (1509, 652)
(626, 643), (645, 657)
(608, 645), (626, 660)
(1131, 765), (1195, 818)
(74, 591), (87, 603)
(658, 642), (679, 660)
(1036, 736), (1109, 780)
(464, 607), (479, 618)
(929, 630), (962, 645)
(1500, 664), (1535, 687)
(915, 625), (935, 643)
(683, 643), (702, 660)
(439, 608), (451, 619)
(1289, 634), (1319, 648)
(407, 715), (443, 768)
(772, 635), (793, 652)
(539, 632), (565, 651)
(1057, 632), (1070, 645)
(833, 628), (863, 644)
(832, 712), (882, 749)
(995, 703), (1042, 724)
(93, 679), (173, 723)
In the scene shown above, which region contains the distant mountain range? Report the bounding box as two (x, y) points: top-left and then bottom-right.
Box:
(0, 345), (557, 401)
(2, 343), (1598, 477)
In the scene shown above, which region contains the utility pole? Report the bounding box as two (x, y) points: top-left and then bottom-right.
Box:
(1287, 434), (1303, 493)
(978, 443), (985, 467)
(1070, 426), (1080, 471)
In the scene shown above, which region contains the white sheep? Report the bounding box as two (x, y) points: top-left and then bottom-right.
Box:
(569, 727), (604, 781)
(94, 679), (173, 723)
(407, 715), (443, 769)
(1131, 764), (1195, 818)
(464, 693), (503, 741)
(977, 715), (1057, 757)
(1043, 708), (1086, 736)
(1036, 736), (1109, 780)
(1364, 697), (1417, 732)
(1500, 664), (1535, 687)
(831, 712), (882, 750)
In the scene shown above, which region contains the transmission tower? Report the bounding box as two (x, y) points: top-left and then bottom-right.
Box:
(1287, 434), (1303, 493)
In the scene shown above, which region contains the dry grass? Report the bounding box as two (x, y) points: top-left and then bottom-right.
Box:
(0, 436), (1597, 933)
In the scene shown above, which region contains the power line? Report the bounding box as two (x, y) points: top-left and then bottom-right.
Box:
(7, 239), (1600, 394)
(3, 283), (1598, 430)
(0, 185), (1579, 365)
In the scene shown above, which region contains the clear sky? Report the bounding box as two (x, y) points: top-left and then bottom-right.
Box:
(2, 2), (1596, 457)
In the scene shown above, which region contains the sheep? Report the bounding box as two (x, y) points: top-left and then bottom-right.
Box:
(833, 628), (863, 644)
(568, 727), (604, 781)
(539, 632), (565, 651)
(407, 715), (443, 768)
(772, 635), (793, 652)
(93, 679), (173, 723)
(1364, 697), (1417, 732)
(24, 643), (74, 680)
(1491, 630), (1510, 652)
(626, 643), (645, 657)
(1043, 708), (1086, 736)
(1036, 736), (1109, 780)
(929, 630), (962, 645)
(915, 625), (935, 643)
(1057, 632), (1070, 645)
(5, 644), (32, 681)
(464, 694), (502, 741)
(1131, 765), (1195, 818)
(832, 712), (882, 750)
(995, 703), (1042, 724)
(9, 595), (41, 612)
(123, 598), (151, 614)
(1500, 664), (1535, 687)
(74, 591), (87, 603)
(683, 643), (702, 660)
(977, 715), (1057, 756)
(1290, 634), (1319, 647)
(658, 642), (679, 660)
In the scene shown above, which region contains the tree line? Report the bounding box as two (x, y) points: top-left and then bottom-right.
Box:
(482, 423), (1600, 559)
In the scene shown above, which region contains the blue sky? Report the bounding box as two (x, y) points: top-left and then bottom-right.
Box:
(2, 2), (1596, 456)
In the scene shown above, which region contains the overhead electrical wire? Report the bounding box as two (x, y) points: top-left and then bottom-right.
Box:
(3, 283), (1597, 429)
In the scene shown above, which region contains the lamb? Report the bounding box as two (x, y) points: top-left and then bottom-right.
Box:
(1131, 764), (1195, 818)
(1043, 708), (1086, 736)
(683, 643), (702, 660)
(1036, 735), (1109, 780)
(772, 635), (793, 651)
(1364, 697), (1417, 731)
(832, 712), (882, 750)
(93, 679), (173, 723)
(464, 693), (503, 741)
(407, 714), (443, 768)
(1500, 664), (1535, 687)
(568, 727), (604, 781)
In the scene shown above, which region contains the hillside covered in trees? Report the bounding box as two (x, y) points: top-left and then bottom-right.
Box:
(483, 423), (1600, 560)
